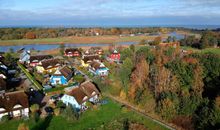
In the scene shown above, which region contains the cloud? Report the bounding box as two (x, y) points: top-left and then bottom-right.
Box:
(0, 0), (220, 26)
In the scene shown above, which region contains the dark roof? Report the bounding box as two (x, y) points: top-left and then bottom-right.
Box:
(80, 81), (100, 97)
(59, 66), (73, 79)
(0, 78), (6, 91)
(41, 59), (61, 69)
(65, 48), (81, 54)
(0, 91), (29, 114)
(89, 47), (103, 53)
(67, 81), (100, 105)
(83, 55), (100, 63)
(30, 55), (53, 63)
(90, 61), (102, 70)
(68, 87), (88, 104)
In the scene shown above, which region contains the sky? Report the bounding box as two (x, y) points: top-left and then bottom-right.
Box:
(0, 0), (220, 27)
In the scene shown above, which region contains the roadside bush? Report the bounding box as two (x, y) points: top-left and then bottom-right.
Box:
(30, 104), (40, 113)
(56, 100), (65, 108)
(54, 108), (61, 116)
(1, 115), (10, 122)
(62, 105), (79, 121)
(17, 123), (29, 130)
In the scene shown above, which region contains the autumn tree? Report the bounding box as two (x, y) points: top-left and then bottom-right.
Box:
(25, 32), (36, 39)
(128, 55), (149, 102)
(151, 36), (162, 45)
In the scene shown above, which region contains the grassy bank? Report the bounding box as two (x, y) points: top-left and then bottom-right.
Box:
(0, 35), (157, 46)
(0, 98), (168, 130)
(17, 62), (43, 90)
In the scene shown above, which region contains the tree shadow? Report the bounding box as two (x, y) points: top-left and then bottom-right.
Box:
(31, 115), (53, 130)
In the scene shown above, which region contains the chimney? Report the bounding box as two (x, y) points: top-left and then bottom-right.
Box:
(6, 96), (10, 101)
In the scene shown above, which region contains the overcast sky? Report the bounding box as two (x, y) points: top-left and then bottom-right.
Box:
(0, 0), (220, 26)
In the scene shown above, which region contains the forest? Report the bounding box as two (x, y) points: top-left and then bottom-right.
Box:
(98, 44), (220, 130)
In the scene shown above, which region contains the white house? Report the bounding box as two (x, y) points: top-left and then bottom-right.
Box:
(88, 61), (109, 76)
(0, 91), (29, 120)
(61, 81), (100, 111)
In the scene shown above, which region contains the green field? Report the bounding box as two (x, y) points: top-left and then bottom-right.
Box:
(201, 48), (220, 55)
(0, 35), (154, 46)
(181, 46), (220, 55)
(0, 98), (168, 130)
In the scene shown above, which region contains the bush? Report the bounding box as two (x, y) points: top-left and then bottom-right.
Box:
(30, 104), (40, 113)
(17, 123), (29, 130)
(62, 105), (79, 121)
(1, 115), (9, 122)
(54, 108), (61, 116)
(56, 100), (65, 108)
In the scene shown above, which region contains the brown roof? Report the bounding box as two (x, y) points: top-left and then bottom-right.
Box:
(68, 87), (88, 104)
(59, 66), (73, 79)
(0, 78), (6, 91)
(83, 55), (100, 63)
(80, 81), (100, 97)
(67, 81), (100, 105)
(0, 91), (29, 114)
(90, 61), (102, 70)
(30, 55), (53, 63)
(41, 59), (61, 69)
(65, 48), (81, 54)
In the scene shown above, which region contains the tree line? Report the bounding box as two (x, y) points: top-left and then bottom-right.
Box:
(180, 30), (220, 49)
(0, 27), (181, 40)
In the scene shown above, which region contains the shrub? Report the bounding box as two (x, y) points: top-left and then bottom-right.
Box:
(17, 123), (29, 130)
(1, 115), (9, 122)
(30, 104), (40, 113)
(54, 108), (61, 116)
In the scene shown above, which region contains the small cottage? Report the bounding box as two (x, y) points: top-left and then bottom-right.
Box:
(64, 48), (81, 57)
(19, 50), (30, 64)
(89, 47), (104, 55)
(109, 50), (120, 62)
(28, 55), (53, 67)
(50, 66), (73, 86)
(0, 91), (29, 119)
(61, 81), (100, 110)
(89, 61), (109, 76)
(36, 59), (61, 73)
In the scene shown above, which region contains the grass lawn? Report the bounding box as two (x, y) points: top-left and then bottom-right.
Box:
(17, 62), (43, 90)
(0, 98), (168, 130)
(201, 48), (220, 55)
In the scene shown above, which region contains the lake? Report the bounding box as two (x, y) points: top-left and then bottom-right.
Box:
(0, 32), (185, 52)
(0, 42), (136, 52)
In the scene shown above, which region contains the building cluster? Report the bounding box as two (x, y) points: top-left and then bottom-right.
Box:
(0, 46), (121, 121)
(0, 52), (29, 120)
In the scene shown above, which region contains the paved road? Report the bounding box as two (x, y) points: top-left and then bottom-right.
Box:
(104, 94), (177, 130)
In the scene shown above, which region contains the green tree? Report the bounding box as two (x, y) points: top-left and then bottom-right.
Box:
(62, 105), (79, 121)
(119, 57), (134, 92)
(120, 48), (133, 61)
(129, 44), (135, 52)
(166, 36), (172, 43)
(59, 44), (65, 55)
